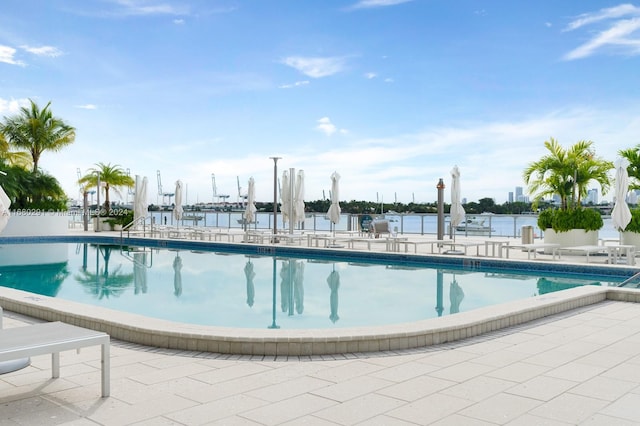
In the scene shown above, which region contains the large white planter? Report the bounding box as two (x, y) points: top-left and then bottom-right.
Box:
(621, 232), (640, 249)
(543, 229), (599, 250)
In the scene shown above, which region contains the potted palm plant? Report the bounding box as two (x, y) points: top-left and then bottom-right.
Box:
(78, 163), (134, 231)
(523, 138), (612, 248)
(618, 145), (640, 246)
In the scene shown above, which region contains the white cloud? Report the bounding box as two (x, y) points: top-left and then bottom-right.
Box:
(350, 0), (414, 10)
(279, 80), (310, 89)
(21, 45), (63, 57)
(564, 4), (640, 60)
(565, 17), (640, 60)
(173, 18), (185, 24)
(0, 45), (25, 66)
(110, 0), (188, 16)
(282, 56), (347, 78)
(565, 4), (640, 31)
(0, 98), (29, 113)
(75, 104), (98, 110)
(315, 117), (348, 136)
(364, 72), (377, 79)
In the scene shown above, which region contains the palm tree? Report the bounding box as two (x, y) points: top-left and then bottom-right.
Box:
(0, 160), (67, 209)
(0, 99), (75, 173)
(523, 138), (612, 210)
(0, 133), (32, 169)
(619, 145), (640, 190)
(78, 163), (134, 211)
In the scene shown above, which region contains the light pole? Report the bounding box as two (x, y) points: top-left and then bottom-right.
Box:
(270, 156), (281, 242)
(95, 171), (101, 232)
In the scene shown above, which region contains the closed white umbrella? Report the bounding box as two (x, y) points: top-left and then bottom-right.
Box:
(173, 180), (183, 223)
(612, 157), (632, 232)
(244, 177), (257, 228)
(450, 165), (466, 241)
(294, 170), (305, 226)
(133, 175), (148, 229)
(0, 183), (10, 233)
(281, 171), (291, 226)
(327, 172), (341, 235)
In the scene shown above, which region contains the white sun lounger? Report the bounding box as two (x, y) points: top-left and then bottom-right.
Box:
(507, 243), (560, 260)
(0, 320), (111, 397)
(557, 245), (614, 263)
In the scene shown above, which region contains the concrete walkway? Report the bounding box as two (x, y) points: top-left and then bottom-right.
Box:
(2, 300), (640, 425)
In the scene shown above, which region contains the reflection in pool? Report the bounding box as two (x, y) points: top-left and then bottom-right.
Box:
(0, 242), (616, 329)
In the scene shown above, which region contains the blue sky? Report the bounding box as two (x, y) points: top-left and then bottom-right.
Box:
(2, 0), (640, 206)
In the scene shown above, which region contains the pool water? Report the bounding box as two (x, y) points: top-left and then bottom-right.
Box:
(0, 243), (620, 329)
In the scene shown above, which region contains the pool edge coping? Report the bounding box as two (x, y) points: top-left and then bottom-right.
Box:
(2, 285), (639, 355)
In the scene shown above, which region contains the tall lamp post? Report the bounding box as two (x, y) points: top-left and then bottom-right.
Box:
(95, 171), (101, 232)
(270, 156), (281, 242)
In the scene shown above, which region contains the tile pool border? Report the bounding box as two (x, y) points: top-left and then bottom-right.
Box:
(1, 235), (639, 356)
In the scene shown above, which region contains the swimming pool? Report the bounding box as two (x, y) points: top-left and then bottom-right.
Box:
(0, 241), (625, 329)
(0, 235), (637, 355)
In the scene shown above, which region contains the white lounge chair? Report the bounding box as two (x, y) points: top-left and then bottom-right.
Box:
(0, 308), (111, 397)
(369, 220), (390, 238)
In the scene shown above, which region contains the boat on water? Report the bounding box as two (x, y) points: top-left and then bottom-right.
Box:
(182, 215), (204, 222)
(455, 216), (495, 234)
(237, 218), (258, 225)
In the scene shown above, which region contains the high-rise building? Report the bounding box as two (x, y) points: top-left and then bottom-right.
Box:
(586, 188), (598, 205)
(515, 186), (524, 202)
(508, 191), (514, 203)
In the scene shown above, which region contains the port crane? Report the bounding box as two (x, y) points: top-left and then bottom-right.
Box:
(157, 170), (174, 206)
(211, 174), (229, 205)
(237, 176), (248, 206)
(76, 168), (96, 204)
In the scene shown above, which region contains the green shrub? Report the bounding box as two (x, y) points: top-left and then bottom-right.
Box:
(537, 208), (603, 232)
(624, 209), (640, 233)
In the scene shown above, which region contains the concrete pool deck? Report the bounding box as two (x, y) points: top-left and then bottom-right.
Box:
(2, 230), (640, 423)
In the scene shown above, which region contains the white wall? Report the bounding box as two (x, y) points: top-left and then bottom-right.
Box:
(0, 212), (69, 236)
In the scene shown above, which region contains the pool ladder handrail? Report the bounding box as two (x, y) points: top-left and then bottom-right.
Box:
(120, 215), (150, 240)
(618, 271), (640, 288)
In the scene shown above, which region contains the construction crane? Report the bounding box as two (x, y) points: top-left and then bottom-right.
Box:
(211, 173), (229, 205)
(156, 170), (174, 206)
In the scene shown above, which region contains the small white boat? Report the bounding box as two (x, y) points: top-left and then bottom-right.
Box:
(455, 216), (495, 234)
(237, 218), (258, 225)
(182, 215), (204, 221)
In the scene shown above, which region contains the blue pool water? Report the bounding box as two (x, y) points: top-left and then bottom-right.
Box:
(0, 242), (623, 329)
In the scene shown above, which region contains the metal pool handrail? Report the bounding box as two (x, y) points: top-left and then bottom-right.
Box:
(618, 270), (640, 287)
